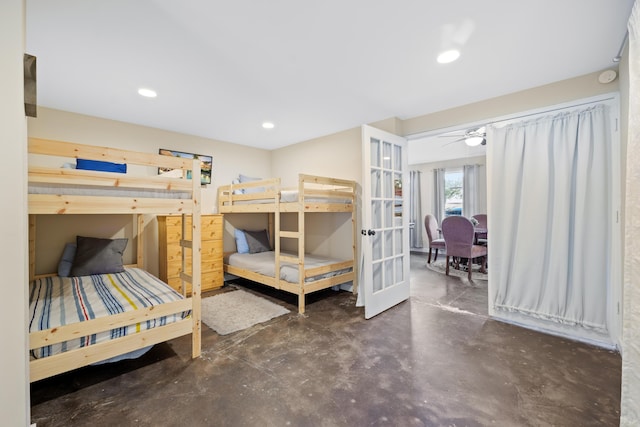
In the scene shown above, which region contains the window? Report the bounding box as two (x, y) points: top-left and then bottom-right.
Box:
(444, 169), (463, 216)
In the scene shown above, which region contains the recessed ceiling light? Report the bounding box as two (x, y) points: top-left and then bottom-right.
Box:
(437, 49), (460, 64)
(138, 88), (157, 98)
(262, 122), (275, 129)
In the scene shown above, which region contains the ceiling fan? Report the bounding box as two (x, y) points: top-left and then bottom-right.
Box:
(439, 126), (486, 147)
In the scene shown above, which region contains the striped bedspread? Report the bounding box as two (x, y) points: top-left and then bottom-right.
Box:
(29, 267), (189, 359)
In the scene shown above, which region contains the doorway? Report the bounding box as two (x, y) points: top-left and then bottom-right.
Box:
(406, 93), (622, 349)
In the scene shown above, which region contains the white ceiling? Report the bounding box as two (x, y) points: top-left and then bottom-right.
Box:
(26, 1), (633, 151)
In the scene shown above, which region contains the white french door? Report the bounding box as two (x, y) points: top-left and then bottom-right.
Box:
(361, 125), (410, 319)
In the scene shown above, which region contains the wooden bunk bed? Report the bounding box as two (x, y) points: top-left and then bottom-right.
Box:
(28, 137), (202, 383)
(217, 174), (357, 314)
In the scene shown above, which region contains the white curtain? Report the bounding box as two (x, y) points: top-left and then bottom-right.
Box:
(622, 2), (640, 424)
(433, 168), (446, 225)
(409, 170), (423, 248)
(487, 104), (611, 331)
(463, 164), (479, 217)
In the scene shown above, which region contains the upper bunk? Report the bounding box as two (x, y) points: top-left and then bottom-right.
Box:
(217, 173), (356, 214)
(28, 137), (201, 216)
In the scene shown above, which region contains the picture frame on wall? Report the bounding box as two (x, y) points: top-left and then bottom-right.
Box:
(158, 149), (213, 185)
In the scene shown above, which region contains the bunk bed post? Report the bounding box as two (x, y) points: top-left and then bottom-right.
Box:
(274, 182), (281, 291)
(268, 213), (275, 250)
(352, 183), (358, 295)
(29, 214), (36, 281)
(298, 174), (306, 314)
(190, 159), (202, 358)
(136, 214), (144, 268)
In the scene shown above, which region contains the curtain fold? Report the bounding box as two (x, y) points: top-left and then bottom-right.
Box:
(463, 164), (479, 217)
(409, 170), (423, 248)
(433, 168), (446, 226)
(487, 104), (610, 331)
(622, 1), (640, 424)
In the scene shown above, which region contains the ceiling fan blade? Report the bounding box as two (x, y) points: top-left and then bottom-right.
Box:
(438, 134), (464, 138)
(442, 137), (466, 146)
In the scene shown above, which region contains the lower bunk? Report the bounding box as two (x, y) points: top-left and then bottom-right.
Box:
(224, 251), (354, 314)
(29, 267), (194, 382)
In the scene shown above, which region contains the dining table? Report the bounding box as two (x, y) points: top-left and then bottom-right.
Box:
(474, 227), (488, 244)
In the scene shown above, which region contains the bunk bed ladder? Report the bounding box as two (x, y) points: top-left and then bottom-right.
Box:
(188, 157), (202, 358)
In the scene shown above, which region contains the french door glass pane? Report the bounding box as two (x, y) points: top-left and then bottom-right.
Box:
(384, 201), (393, 228)
(383, 142), (392, 169)
(371, 170), (381, 198)
(394, 145), (402, 170)
(371, 138), (381, 168)
(384, 230), (393, 257)
(373, 261), (383, 292)
(395, 256), (403, 282)
(384, 259), (394, 287)
(372, 232), (382, 261)
(384, 171), (393, 198)
(395, 228), (403, 253)
(372, 201), (382, 229)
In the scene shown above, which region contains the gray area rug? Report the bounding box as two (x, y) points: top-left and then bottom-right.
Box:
(201, 289), (290, 335)
(426, 259), (488, 281)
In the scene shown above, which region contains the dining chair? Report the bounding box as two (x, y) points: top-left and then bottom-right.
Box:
(424, 214), (446, 263)
(471, 213), (488, 244)
(441, 216), (488, 281)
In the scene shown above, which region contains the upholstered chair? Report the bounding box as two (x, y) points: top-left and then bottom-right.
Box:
(441, 216), (488, 281)
(424, 214), (446, 263)
(471, 213), (488, 244)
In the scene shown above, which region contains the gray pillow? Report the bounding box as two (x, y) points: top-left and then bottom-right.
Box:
(244, 229), (270, 254)
(70, 236), (128, 276)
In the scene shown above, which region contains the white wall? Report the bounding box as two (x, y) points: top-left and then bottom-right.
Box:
(0, 0), (30, 424)
(28, 107), (272, 275)
(271, 127), (361, 259)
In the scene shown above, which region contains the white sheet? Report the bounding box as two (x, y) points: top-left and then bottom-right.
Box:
(29, 183), (191, 199)
(225, 251), (351, 283)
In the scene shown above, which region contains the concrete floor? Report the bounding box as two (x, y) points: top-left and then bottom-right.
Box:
(30, 254), (622, 426)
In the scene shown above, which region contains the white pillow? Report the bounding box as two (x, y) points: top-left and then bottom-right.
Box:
(239, 174), (264, 194)
(232, 178), (243, 195)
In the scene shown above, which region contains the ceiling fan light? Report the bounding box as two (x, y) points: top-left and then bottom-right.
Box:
(437, 49), (460, 64)
(137, 88), (157, 98)
(465, 136), (484, 146)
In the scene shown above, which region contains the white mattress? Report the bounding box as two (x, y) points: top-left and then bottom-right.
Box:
(225, 251), (352, 283)
(221, 190), (352, 205)
(29, 183), (191, 199)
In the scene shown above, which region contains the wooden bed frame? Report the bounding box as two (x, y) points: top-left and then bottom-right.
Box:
(217, 174), (357, 314)
(28, 137), (202, 383)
